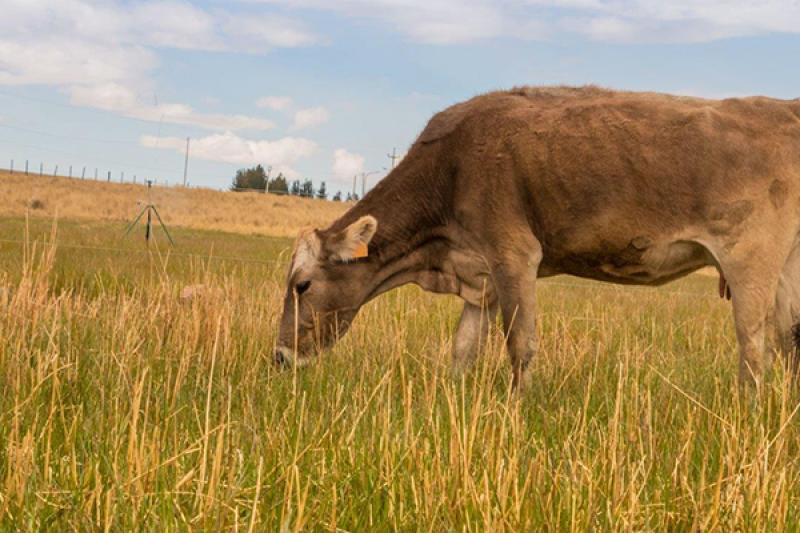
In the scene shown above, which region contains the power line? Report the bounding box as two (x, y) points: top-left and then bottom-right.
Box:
(0, 122), (139, 145)
(0, 89), (175, 128)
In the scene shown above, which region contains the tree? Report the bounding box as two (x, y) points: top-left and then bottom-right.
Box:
(332, 191), (342, 201)
(290, 180), (301, 195)
(268, 173), (288, 195)
(316, 181), (327, 200)
(230, 164), (267, 191)
(301, 179), (314, 198)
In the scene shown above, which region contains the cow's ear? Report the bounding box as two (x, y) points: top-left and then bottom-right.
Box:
(327, 215), (377, 262)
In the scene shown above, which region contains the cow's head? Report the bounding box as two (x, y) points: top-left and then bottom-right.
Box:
(275, 215), (378, 367)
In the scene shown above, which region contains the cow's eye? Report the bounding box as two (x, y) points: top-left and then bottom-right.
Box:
(295, 280), (312, 295)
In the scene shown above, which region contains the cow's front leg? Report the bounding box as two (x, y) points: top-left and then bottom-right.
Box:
(452, 301), (497, 375)
(492, 242), (543, 391)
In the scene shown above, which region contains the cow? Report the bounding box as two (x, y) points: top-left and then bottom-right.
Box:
(276, 86), (800, 389)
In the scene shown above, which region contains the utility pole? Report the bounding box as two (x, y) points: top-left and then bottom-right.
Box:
(387, 147), (400, 170)
(183, 137), (190, 187)
(360, 170), (381, 198)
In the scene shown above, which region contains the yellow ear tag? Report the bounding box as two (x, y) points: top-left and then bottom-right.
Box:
(353, 242), (369, 259)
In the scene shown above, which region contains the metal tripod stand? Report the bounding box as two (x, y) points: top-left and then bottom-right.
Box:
(124, 179), (175, 245)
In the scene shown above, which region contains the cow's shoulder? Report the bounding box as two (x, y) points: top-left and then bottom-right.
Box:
(417, 90), (537, 144)
(417, 100), (479, 144)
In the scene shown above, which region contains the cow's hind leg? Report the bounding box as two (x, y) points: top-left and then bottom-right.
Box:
(774, 244), (800, 373)
(452, 301), (498, 375)
(719, 251), (783, 386)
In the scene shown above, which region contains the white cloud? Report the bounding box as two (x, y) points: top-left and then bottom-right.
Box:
(257, 0), (800, 44)
(69, 83), (275, 131)
(292, 106), (330, 130)
(332, 148), (364, 179)
(0, 0), (318, 130)
(0, 38), (156, 87)
(0, 1), (319, 60)
(141, 132), (316, 177)
(220, 13), (319, 51)
(256, 96), (293, 111)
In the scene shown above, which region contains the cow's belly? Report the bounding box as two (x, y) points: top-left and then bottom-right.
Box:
(542, 239), (713, 286)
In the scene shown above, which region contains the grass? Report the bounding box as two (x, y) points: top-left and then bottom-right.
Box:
(2, 213), (800, 530)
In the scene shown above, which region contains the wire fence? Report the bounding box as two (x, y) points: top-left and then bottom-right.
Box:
(2, 159), (181, 188)
(1, 161), (357, 201)
(0, 237), (285, 266)
(0, 235), (723, 300)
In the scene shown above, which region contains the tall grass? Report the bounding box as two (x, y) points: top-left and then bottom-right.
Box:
(1, 217), (800, 530)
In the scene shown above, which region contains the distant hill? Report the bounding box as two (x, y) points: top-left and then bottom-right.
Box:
(0, 171), (349, 237)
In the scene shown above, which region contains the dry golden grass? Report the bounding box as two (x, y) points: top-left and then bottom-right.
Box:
(0, 171), (349, 237)
(2, 219), (799, 530)
(1, 177), (798, 529)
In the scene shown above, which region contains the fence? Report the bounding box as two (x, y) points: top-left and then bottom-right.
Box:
(0, 235), (723, 302)
(3, 159), (182, 187)
(3, 160), (351, 199)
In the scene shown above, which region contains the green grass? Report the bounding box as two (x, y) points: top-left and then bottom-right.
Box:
(1, 215), (799, 530)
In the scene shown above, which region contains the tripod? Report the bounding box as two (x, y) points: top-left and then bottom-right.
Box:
(124, 179), (175, 245)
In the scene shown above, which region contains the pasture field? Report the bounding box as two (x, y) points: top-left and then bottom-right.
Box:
(2, 212), (800, 530)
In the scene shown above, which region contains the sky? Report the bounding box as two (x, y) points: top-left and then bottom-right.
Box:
(0, 1), (799, 195)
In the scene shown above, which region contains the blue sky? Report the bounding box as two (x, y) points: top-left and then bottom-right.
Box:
(0, 1), (799, 195)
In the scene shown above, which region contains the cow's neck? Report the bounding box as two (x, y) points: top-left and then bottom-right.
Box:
(326, 159), (461, 301)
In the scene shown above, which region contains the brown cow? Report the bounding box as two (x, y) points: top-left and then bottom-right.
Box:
(276, 86), (800, 389)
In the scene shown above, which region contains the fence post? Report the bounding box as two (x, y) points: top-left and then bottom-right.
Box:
(25, 160), (28, 175)
(94, 168), (98, 180)
(133, 175), (137, 184)
(40, 163), (43, 176)
(54, 165), (58, 176)
(120, 171), (124, 183)
(69, 165), (72, 178)
(107, 171), (111, 182)
(81, 166), (86, 180)
(9, 160), (12, 174)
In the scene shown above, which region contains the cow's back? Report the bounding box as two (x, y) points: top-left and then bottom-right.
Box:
(417, 86), (800, 280)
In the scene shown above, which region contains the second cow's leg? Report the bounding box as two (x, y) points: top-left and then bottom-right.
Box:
(774, 244), (800, 372)
(721, 251), (783, 386)
(452, 301), (498, 375)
